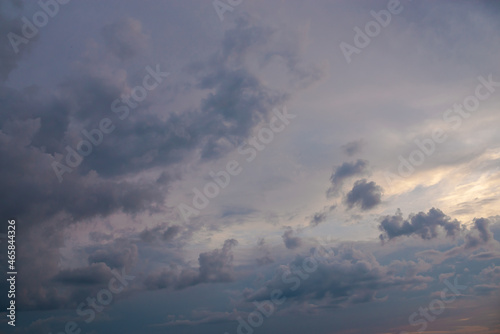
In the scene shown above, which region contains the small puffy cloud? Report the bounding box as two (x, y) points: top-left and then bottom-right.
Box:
(327, 159), (370, 197)
(282, 227), (302, 249)
(345, 179), (383, 211)
(309, 205), (336, 227)
(341, 139), (364, 156)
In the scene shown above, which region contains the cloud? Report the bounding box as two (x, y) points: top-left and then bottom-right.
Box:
(154, 309), (240, 327)
(256, 238), (274, 266)
(309, 205), (336, 227)
(282, 227), (302, 250)
(139, 224), (181, 243)
(341, 139), (364, 156)
(144, 239), (239, 290)
(327, 159), (370, 197)
(379, 208), (461, 242)
(87, 238), (138, 270)
(465, 218), (493, 249)
(1, 16), (318, 229)
(344, 179), (383, 211)
(246, 246), (432, 307)
(310, 212), (327, 227)
(0, 0), (37, 80)
(53, 262), (112, 286)
(101, 17), (150, 60)
(473, 265), (500, 296)
(0, 14), (326, 316)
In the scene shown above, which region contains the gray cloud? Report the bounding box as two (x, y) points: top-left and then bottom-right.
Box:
(87, 238), (138, 270)
(256, 238), (274, 266)
(310, 212), (327, 227)
(101, 17), (150, 61)
(327, 159), (370, 197)
(282, 227), (302, 250)
(341, 139), (364, 157)
(344, 179), (383, 211)
(309, 205), (336, 227)
(247, 246), (432, 307)
(144, 239), (239, 290)
(0, 0), (37, 80)
(465, 218), (493, 249)
(379, 208), (462, 242)
(139, 224), (181, 243)
(53, 262), (112, 286)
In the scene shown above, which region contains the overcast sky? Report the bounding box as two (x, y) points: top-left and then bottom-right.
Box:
(1, 1), (500, 333)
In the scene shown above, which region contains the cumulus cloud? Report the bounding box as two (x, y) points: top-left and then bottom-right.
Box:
(144, 239), (239, 290)
(246, 246), (432, 307)
(282, 227), (302, 249)
(327, 159), (370, 197)
(464, 218), (494, 249)
(0, 14), (326, 316)
(344, 179), (383, 211)
(379, 208), (462, 242)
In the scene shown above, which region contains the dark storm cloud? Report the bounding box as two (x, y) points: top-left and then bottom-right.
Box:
(101, 17), (149, 60)
(9, 232), (140, 311)
(378, 208), (462, 242)
(0, 15), (325, 315)
(0, 0), (37, 80)
(139, 224), (181, 243)
(53, 263), (112, 286)
(341, 139), (364, 156)
(282, 227), (302, 250)
(88, 238), (138, 270)
(1, 15), (319, 228)
(344, 179), (383, 211)
(0, 126), (165, 225)
(163, 225), (182, 241)
(144, 239), (239, 290)
(247, 246), (432, 307)
(327, 159), (370, 197)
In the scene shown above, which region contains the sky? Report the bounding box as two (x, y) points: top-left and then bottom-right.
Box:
(0, 0), (499, 333)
